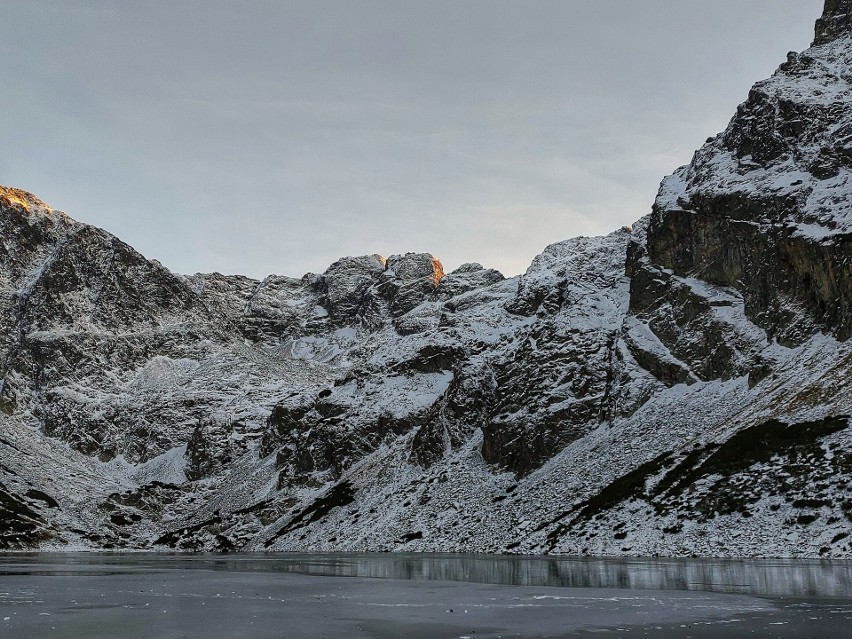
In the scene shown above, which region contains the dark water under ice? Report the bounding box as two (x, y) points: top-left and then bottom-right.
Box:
(1, 553), (850, 638)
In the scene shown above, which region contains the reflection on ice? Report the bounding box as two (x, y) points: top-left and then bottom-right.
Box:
(0, 553), (850, 639)
(10, 553), (842, 597)
(221, 554), (852, 597)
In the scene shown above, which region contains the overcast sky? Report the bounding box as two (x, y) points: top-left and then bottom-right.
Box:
(1, 0), (824, 278)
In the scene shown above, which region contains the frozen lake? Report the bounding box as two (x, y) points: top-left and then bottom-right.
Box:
(1, 554), (850, 638)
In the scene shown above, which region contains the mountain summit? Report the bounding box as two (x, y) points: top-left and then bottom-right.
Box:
(1, 4), (850, 556)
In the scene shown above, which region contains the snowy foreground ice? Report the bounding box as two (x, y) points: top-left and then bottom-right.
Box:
(0, 554), (850, 638)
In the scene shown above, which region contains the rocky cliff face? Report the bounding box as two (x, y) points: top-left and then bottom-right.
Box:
(0, 2), (850, 556)
(631, 13), (852, 351)
(816, 0), (852, 45)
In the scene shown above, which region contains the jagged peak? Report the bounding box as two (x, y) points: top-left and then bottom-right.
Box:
(814, 0), (852, 46)
(321, 252), (445, 285)
(1, 185), (50, 212)
(0, 185), (71, 221)
(386, 252), (444, 285)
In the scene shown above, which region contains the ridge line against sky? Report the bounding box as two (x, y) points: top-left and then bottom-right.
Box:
(0, 0), (823, 279)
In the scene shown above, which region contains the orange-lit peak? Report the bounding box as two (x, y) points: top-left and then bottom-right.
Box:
(0, 186), (54, 214)
(430, 255), (444, 285)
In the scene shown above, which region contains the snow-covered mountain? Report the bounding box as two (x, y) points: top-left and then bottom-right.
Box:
(2, 1), (851, 557)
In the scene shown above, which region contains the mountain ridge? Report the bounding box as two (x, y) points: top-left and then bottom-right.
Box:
(1, 1), (850, 556)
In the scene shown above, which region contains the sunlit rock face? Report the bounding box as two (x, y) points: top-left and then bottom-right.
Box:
(1, 4), (851, 559)
(309, 252), (446, 330)
(382, 252), (444, 317)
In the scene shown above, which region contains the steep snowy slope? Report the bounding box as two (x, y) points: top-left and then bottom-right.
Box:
(1, 1), (850, 556)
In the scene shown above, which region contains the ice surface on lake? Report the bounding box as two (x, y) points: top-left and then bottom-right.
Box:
(1, 554), (850, 638)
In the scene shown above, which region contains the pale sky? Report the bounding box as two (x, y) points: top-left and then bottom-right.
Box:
(1, 0), (824, 278)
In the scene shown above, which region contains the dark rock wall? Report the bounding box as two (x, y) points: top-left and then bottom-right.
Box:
(815, 0), (852, 45)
